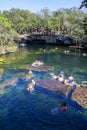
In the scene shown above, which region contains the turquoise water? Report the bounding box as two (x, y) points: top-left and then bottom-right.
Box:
(23, 44), (87, 83)
(0, 44), (87, 130)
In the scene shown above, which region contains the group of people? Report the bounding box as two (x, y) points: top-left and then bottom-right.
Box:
(51, 71), (77, 86)
(26, 69), (68, 114)
(26, 70), (77, 93)
(26, 70), (36, 92)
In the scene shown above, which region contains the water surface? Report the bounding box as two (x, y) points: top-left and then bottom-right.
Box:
(0, 44), (87, 130)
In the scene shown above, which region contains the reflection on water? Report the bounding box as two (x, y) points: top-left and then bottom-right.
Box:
(0, 44), (87, 130)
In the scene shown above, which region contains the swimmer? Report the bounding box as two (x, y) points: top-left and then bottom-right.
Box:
(51, 102), (67, 115)
(31, 78), (36, 86)
(27, 78), (36, 92)
(26, 70), (33, 79)
(27, 83), (34, 92)
(60, 102), (67, 111)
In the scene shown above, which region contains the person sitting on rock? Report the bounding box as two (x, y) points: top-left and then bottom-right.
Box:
(59, 71), (64, 78)
(64, 74), (77, 86)
(57, 71), (65, 83)
(58, 75), (65, 83)
(51, 73), (58, 80)
(68, 74), (74, 83)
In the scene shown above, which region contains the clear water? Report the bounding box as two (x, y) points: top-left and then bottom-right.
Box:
(0, 44), (87, 130)
(40, 52), (87, 84)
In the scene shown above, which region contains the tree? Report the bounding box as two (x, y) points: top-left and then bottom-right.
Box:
(2, 7), (86, 43)
(0, 14), (17, 47)
(39, 8), (51, 27)
(83, 16), (87, 34)
(3, 8), (42, 34)
(80, 0), (87, 8)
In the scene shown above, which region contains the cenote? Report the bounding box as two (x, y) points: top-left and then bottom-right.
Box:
(0, 44), (87, 130)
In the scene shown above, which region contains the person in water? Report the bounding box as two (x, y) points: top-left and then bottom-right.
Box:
(51, 102), (67, 115)
(60, 102), (67, 111)
(26, 70), (33, 79)
(27, 78), (36, 92)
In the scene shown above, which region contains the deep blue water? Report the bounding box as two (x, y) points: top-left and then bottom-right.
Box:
(0, 44), (87, 130)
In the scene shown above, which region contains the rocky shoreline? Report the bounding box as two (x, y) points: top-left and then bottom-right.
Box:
(0, 45), (18, 55)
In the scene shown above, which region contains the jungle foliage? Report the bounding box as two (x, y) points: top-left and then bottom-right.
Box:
(0, 5), (87, 46)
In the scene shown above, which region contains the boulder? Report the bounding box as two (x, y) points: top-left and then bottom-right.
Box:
(72, 86), (87, 108)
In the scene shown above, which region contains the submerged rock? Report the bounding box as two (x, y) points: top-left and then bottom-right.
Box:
(36, 79), (71, 96)
(36, 79), (87, 108)
(72, 87), (87, 108)
(0, 78), (18, 88)
(19, 65), (54, 71)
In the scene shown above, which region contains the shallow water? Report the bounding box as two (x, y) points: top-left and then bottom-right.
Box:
(0, 44), (87, 130)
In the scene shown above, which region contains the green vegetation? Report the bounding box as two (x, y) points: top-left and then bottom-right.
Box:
(0, 50), (43, 69)
(0, 1), (87, 47)
(0, 13), (17, 46)
(2, 8), (87, 36)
